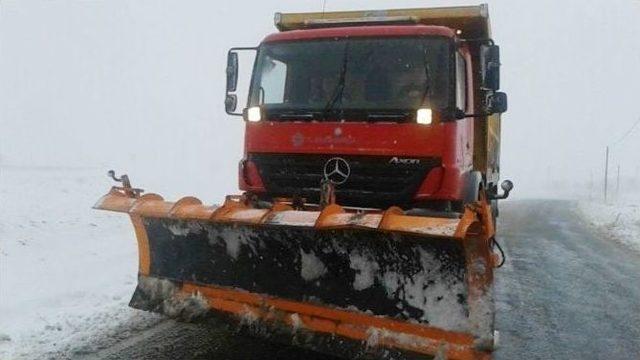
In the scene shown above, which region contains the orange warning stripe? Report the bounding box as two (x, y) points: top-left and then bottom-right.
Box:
(178, 281), (490, 360)
(182, 283), (490, 360)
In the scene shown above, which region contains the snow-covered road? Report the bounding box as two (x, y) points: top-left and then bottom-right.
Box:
(495, 200), (640, 359)
(1, 168), (639, 359)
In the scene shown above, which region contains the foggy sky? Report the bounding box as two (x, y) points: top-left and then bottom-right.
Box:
(1, 0), (639, 201)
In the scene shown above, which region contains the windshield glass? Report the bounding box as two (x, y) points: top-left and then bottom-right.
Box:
(248, 37), (453, 121)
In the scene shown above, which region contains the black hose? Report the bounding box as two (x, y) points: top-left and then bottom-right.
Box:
(492, 237), (506, 268)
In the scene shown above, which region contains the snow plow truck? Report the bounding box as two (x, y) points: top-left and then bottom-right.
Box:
(95, 4), (512, 359)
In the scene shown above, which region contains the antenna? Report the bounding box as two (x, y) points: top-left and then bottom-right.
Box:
(322, 0), (327, 18)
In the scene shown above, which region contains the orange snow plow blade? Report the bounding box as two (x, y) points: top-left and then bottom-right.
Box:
(95, 185), (498, 360)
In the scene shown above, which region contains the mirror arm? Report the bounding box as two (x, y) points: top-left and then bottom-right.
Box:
(225, 110), (244, 117)
(229, 46), (259, 52)
(460, 113), (494, 118)
(489, 188), (511, 200)
(450, 107), (494, 119)
(458, 38), (494, 46)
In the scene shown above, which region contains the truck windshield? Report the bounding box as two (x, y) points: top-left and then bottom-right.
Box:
(248, 37), (453, 121)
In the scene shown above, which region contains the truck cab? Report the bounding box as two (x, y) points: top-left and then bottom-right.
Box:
(226, 5), (507, 214)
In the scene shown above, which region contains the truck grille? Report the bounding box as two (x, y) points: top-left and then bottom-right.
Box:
(249, 153), (440, 209)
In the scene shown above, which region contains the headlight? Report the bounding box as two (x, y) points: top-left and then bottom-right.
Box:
(247, 106), (262, 122)
(416, 108), (432, 125)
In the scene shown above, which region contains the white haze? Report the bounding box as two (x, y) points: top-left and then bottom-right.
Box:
(1, 0), (639, 201)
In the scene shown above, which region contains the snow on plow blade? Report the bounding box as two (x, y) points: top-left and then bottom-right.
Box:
(94, 188), (497, 360)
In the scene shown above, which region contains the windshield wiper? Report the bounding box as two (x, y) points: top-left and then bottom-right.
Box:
(323, 42), (350, 120)
(272, 110), (317, 120)
(420, 46), (432, 106)
(366, 112), (411, 121)
(277, 113), (314, 120)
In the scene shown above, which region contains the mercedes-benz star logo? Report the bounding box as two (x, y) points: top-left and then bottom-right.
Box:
(323, 157), (351, 185)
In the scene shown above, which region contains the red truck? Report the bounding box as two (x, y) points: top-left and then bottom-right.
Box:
(230, 6), (510, 217)
(97, 4), (512, 359)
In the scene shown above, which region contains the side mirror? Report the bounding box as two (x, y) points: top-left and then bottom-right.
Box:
(488, 92), (508, 114)
(451, 91), (507, 119)
(501, 179), (513, 193)
(225, 94), (238, 114)
(224, 47), (257, 117)
(489, 179), (514, 200)
(226, 52), (238, 93)
(481, 45), (500, 91)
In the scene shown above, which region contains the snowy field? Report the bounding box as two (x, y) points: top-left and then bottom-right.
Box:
(0, 167), (162, 359)
(2, 166), (639, 359)
(578, 200), (640, 254)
